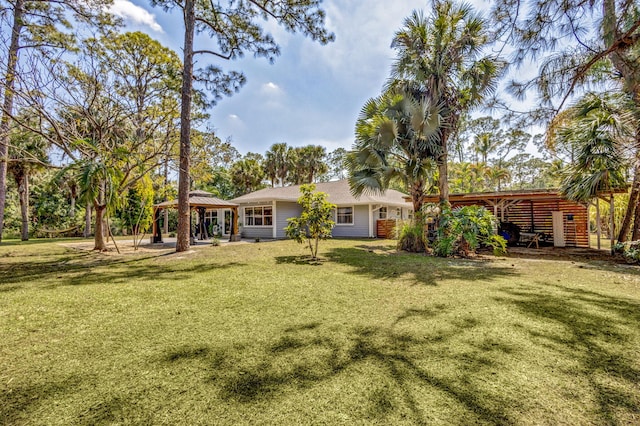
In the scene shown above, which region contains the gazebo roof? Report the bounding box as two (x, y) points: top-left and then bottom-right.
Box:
(155, 191), (238, 209)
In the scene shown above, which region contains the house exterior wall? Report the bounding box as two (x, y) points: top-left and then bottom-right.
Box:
(241, 226), (274, 240)
(332, 204), (370, 238)
(275, 201), (303, 238)
(238, 201), (274, 240)
(237, 202), (376, 239)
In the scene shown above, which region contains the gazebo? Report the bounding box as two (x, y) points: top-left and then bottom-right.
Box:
(152, 190), (240, 243)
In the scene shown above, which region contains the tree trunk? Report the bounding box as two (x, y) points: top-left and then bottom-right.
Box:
(18, 170), (29, 241)
(618, 162), (639, 242)
(438, 153), (449, 208)
(84, 202), (92, 237)
(176, 0), (196, 252)
(0, 0), (24, 243)
(632, 197), (640, 241)
(93, 203), (107, 251)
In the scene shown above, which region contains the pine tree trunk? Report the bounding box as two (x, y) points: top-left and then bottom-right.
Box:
(0, 0), (24, 243)
(163, 153), (169, 234)
(176, 0), (196, 252)
(94, 203), (107, 251)
(19, 170), (29, 241)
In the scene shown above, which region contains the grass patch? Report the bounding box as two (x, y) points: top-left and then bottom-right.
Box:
(1, 239), (640, 424)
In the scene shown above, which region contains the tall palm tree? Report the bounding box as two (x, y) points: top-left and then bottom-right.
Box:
(347, 88), (441, 217)
(230, 158), (265, 196)
(7, 121), (49, 241)
(559, 92), (633, 205)
(264, 143), (294, 187)
(389, 1), (505, 206)
(295, 145), (328, 184)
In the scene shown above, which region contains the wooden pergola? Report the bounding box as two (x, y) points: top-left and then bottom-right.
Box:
(152, 190), (240, 243)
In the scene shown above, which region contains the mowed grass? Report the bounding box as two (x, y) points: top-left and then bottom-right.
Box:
(1, 239), (640, 425)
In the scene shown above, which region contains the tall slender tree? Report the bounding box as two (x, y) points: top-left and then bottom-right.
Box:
(389, 1), (505, 207)
(148, 0), (334, 252)
(7, 120), (48, 240)
(0, 0), (115, 242)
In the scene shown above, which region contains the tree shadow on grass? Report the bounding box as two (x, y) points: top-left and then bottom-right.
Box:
(0, 247), (247, 291)
(160, 309), (519, 425)
(0, 374), (83, 424)
(495, 283), (640, 424)
(323, 247), (518, 286)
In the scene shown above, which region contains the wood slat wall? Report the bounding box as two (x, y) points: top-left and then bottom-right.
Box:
(376, 219), (397, 239)
(450, 199), (589, 248)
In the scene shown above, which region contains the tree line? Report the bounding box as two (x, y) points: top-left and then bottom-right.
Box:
(1, 0), (640, 251)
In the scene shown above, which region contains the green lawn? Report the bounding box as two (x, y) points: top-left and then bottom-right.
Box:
(1, 239), (639, 425)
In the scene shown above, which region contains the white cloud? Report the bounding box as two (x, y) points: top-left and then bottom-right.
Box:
(108, 0), (164, 33)
(259, 81), (285, 97)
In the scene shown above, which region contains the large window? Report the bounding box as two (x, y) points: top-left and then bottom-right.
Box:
(336, 206), (353, 225)
(245, 206), (273, 226)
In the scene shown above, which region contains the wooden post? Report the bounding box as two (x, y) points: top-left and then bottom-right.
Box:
(587, 202), (591, 248)
(610, 194), (615, 255)
(152, 207), (157, 241)
(229, 206), (241, 242)
(596, 197), (601, 250)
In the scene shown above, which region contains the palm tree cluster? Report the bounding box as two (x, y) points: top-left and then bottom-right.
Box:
(191, 142), (346, 199)
(347, 0), (505, 216)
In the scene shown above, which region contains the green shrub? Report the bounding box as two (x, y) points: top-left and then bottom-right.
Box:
(614, 241), (640, 263)
(397, 221), (428, 253)
(435, 206), (507, 257)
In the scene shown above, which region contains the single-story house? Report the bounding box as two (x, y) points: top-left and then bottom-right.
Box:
(230, 179), (413, 239)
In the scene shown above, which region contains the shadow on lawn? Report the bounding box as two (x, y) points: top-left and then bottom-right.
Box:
(161, 308), (518, 425)
(0, 374), (83, 423)
(321, 247), (518, 286)
(496, 283), (640, 424)
(0, 248), (247, 291)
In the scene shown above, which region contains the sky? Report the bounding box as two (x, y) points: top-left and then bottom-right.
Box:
(109, 0), (526, 156)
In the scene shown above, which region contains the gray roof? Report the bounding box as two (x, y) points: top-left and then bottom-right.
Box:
(155, 195), (237, 208)
(231, 179), (412, 208)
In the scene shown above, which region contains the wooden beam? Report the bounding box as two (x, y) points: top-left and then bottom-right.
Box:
(610, 194), (615, 255)
(596, 197), (601, 250)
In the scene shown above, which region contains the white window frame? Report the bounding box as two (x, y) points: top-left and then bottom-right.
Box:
(244, 206), (273, 227)
(379, 207), (387, 219)
(335, 206), (354, 226)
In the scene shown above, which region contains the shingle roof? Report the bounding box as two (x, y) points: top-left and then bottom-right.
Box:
(155, 195), (237, 208)
(231, 179), (412, 208)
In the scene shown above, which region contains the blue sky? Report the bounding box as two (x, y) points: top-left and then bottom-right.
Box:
(111, 0), (525, 156)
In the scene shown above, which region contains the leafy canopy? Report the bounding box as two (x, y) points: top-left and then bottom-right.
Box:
(285, 184), (335, 260)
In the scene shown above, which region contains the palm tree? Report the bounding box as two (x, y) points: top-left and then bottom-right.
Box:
(295, 145), (328, 184)
(264, 143), (294, 187)
(74, 157), (124, 251)
(389, 1), (505, 206)
(486, 166), (511, 191)
(559, 93), (632, 205)
(347, 88), (441, 217)
(7, 122), (49, 241)
(231, 158), (265, 196)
